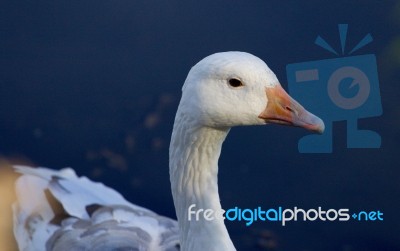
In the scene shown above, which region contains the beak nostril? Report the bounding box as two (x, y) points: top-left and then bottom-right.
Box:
(285, 106), (294, 112)
(285, 106), (299, 116)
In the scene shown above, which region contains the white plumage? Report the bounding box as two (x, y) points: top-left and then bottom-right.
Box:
(13, 51), (324, 251)
(13, 166), (179, 251)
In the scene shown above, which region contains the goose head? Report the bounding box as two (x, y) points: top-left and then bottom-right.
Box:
(171, 52), (325, 251)
(178, 51), (324, 132)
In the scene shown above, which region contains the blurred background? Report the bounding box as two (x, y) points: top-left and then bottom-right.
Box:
(1, 0), (399, 250)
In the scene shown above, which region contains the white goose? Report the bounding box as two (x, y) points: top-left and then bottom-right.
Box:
(13, 51), (324, 251)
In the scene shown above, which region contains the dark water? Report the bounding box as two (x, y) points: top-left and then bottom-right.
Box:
(1, 1), (399, 250)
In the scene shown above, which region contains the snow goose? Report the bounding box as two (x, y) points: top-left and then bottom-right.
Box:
(13, 51), (324, 251)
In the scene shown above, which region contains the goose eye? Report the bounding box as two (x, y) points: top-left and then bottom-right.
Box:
(228, 78), (244, 88)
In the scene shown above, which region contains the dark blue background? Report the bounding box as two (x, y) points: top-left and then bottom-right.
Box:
(1, 1), (399, 250)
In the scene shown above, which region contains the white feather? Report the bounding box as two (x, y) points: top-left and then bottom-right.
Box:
(13, 166), (179, 251)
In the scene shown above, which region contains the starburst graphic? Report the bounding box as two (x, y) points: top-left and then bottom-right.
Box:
(315, 24), (373, 55)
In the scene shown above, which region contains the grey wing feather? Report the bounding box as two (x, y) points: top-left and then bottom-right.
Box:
(13, 166), (180, 251)
(47, 206), (180, 251)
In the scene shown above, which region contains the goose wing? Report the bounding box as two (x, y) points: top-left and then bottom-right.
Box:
(13, 165), (179, 251)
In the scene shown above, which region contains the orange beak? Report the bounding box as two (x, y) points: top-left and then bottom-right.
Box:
(258, 84), (325, 134)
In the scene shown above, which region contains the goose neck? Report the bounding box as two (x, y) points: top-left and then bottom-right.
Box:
(169, 114), (235, 251)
